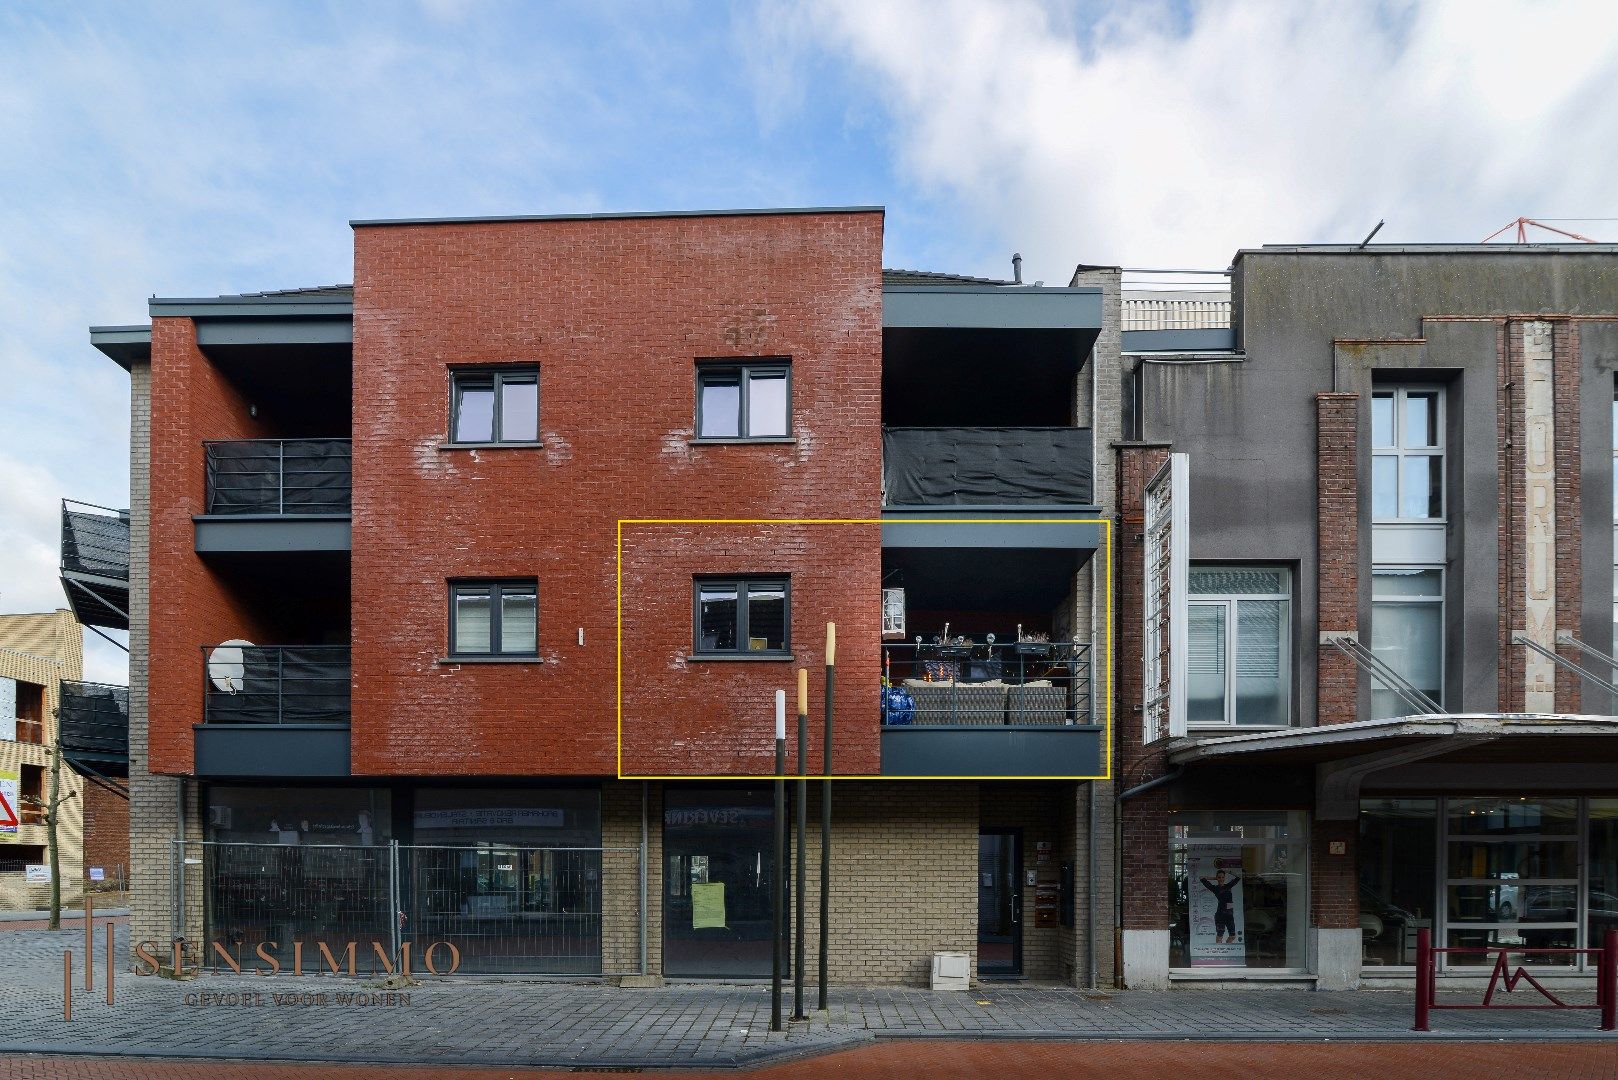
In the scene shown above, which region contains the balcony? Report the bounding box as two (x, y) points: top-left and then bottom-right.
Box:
(196, 644), (351, 778)
(879, 640), (1102, 777)
(196, 439), (352, 554)
(59, 500), (129, 630)
(57, 680), (129, 778)
(1121, 293), (1235, 353)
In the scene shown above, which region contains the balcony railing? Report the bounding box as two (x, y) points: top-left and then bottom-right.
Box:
(60, 499), (130, 630)
(880, 640), (1093, 726)
(1122, 296), (1231, 331)
(882, 427), (1093, 506)
(202, 645), (351, 726)
(58, 680), (129, 773)
(204, 439), (351, 516)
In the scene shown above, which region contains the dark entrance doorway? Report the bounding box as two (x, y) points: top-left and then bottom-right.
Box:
(663, 787), (786, 978)
(978, 828), (1022, 976)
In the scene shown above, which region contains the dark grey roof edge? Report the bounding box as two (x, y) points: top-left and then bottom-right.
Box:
(349, 205), (885, 227)
(882, 284), (1101, 296)
(1238, 243), (1618, 257)
(89, 325), (151, 371)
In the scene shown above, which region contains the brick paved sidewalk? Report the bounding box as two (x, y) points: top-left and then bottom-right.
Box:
(2, 926), (1614, 1070)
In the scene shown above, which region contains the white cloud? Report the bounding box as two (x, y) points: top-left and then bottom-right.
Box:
(792, 0), (1618, 279)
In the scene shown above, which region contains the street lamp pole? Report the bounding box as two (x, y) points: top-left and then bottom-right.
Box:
(771, 689), (786, 1032)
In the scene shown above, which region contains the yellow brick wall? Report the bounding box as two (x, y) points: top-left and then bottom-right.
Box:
(0, 609), (88, 909)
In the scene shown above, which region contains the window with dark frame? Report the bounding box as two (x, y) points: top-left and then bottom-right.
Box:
(450, 368), (540, 445)
(696, 361), (790, 440)
(694, 577), (789, 656)
(449, 580), (539, 657)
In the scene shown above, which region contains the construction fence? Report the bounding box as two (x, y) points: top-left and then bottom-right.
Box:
(171, 841), (646, 976)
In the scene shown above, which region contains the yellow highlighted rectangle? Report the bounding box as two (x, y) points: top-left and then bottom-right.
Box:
(616, 518), (1113, 781)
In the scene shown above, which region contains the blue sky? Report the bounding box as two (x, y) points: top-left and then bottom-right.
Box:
(3, 0), (1616, 683)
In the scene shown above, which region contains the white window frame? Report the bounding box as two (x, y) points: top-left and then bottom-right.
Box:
(1186, 567), (1292, 729)
(1370, 565), (1445, 717)
(1372, 385), (1446, 524)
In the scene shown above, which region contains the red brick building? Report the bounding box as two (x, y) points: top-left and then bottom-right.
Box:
(95, 207), (1117, 985)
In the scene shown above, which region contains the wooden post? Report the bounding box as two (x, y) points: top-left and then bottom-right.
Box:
(84, 882), (93, 992)
(818, 623), (834, 1011)
(63, 951), (71, 1021)
(106, 921), (115, 1005)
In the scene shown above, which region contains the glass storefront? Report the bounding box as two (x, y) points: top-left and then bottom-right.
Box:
(1169, 811), (1308, 970)
(1359, 796), (1618, 970)
(206, 785), (391, 845)
(1358, 798), (1436, 967)
(663, 787), (784, 978)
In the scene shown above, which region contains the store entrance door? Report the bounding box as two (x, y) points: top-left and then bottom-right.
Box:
(978, 829), (1022, 976)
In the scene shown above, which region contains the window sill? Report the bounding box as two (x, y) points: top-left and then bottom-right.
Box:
(437, 442), (544, 451)
(686, 437), (797, 446)
(436, 655), (544, 665)
(687, 653), (796, 662)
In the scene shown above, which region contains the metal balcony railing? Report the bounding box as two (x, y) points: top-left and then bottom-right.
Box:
(1122, 297), (1232, 331)
(204, 439), (352, 516)
(881, 640), (1094, 727)
(58, 680), (129, 775)
(882, 427), (1093, 506)
(60, 499), (130, 630)
(202, 645), (351, 726)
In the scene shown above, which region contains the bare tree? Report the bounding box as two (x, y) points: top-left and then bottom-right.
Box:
(21, 715), (77, 930)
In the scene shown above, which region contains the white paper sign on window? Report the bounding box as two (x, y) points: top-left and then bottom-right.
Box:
(1143, 453), (1189, 741)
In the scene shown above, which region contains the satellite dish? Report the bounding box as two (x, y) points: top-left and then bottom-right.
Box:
(207, 640), (253, 693)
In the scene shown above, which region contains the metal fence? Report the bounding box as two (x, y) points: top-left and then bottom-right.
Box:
(202, 645), (351, 725)
(175, 840), (645, 976)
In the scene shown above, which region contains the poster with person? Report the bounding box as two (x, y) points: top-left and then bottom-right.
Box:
(1189, 846), (1246, 966)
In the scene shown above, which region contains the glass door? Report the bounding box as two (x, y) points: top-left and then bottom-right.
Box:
(978, 829), (1022, 976)
(1442, 797), (1580, 969)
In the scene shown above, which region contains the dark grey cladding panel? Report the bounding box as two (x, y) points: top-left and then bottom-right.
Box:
(194, 515), (352, 553)
(879, 725), (1103, 777)
(882, 286), (1102, 329)
(880, 512), (1102, 549)
(194, 725), (351, 778)
(1122, 328), (1237, 353)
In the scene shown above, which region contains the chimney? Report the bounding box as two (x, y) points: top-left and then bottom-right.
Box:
(1011, 253), (1023, 284)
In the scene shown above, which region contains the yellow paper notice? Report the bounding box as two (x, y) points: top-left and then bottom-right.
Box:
(691, 882), (727, 929)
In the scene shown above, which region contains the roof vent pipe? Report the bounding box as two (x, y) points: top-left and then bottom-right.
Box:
(1012, 253), (1023, 284)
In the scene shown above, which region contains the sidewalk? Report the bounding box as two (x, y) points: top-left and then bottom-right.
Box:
(2, 925), (1614, 1070)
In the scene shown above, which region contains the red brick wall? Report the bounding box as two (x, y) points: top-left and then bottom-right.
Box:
(148, 318), (278, 774)
(1115, 443), (1171, 931)
(349, 211), (884, 777)
(80, 779), (129, 878)
(1316, 393), (1359, 725)
(619, 521), (879, 775)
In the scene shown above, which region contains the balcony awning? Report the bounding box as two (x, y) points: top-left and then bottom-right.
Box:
(1166, 714), (1618, 819)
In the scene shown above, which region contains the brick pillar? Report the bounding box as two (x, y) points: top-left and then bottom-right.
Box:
(1114, 443), (1173, 987)
(1316, 393), (1359, 725)
(1310, 820), (1359, 931)
(1551, 321), (1583, 711)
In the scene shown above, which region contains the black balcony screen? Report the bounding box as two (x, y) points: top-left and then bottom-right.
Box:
(205, 646), (351, 725)
(205, 440), (352, 515)
(883, 427), (1092, 505)
(58, 681), (129, 761)
(61, 506), (130, 579)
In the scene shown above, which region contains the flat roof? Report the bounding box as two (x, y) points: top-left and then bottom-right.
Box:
(1237, 243), (1618, 259)
(350, 205), (884, 228)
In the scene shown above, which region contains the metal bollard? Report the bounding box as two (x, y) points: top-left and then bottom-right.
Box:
(1413, 927), (1431, 1032)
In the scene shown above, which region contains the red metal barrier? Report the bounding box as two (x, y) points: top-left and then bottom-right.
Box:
(1414, 927), (1618, 1032)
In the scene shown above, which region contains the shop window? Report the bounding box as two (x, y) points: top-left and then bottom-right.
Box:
(1588, 800), (1618, 953)
(1358, 798), (1436, 967)
(1169, 811), (1307, 971)
(449, 367), (539, 445)
(449, 580), (538, 657)
(1370, 567), (1443, 718)
(1186, 566), (1291, 727)
(1371, 386), (1444, 521)
(663, 788), (784, 977)
(1444, 797), (1579, 966)
(696, 361), (791, 440)
(203, 786), (392, 845)
(693, 577), (789, 657)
